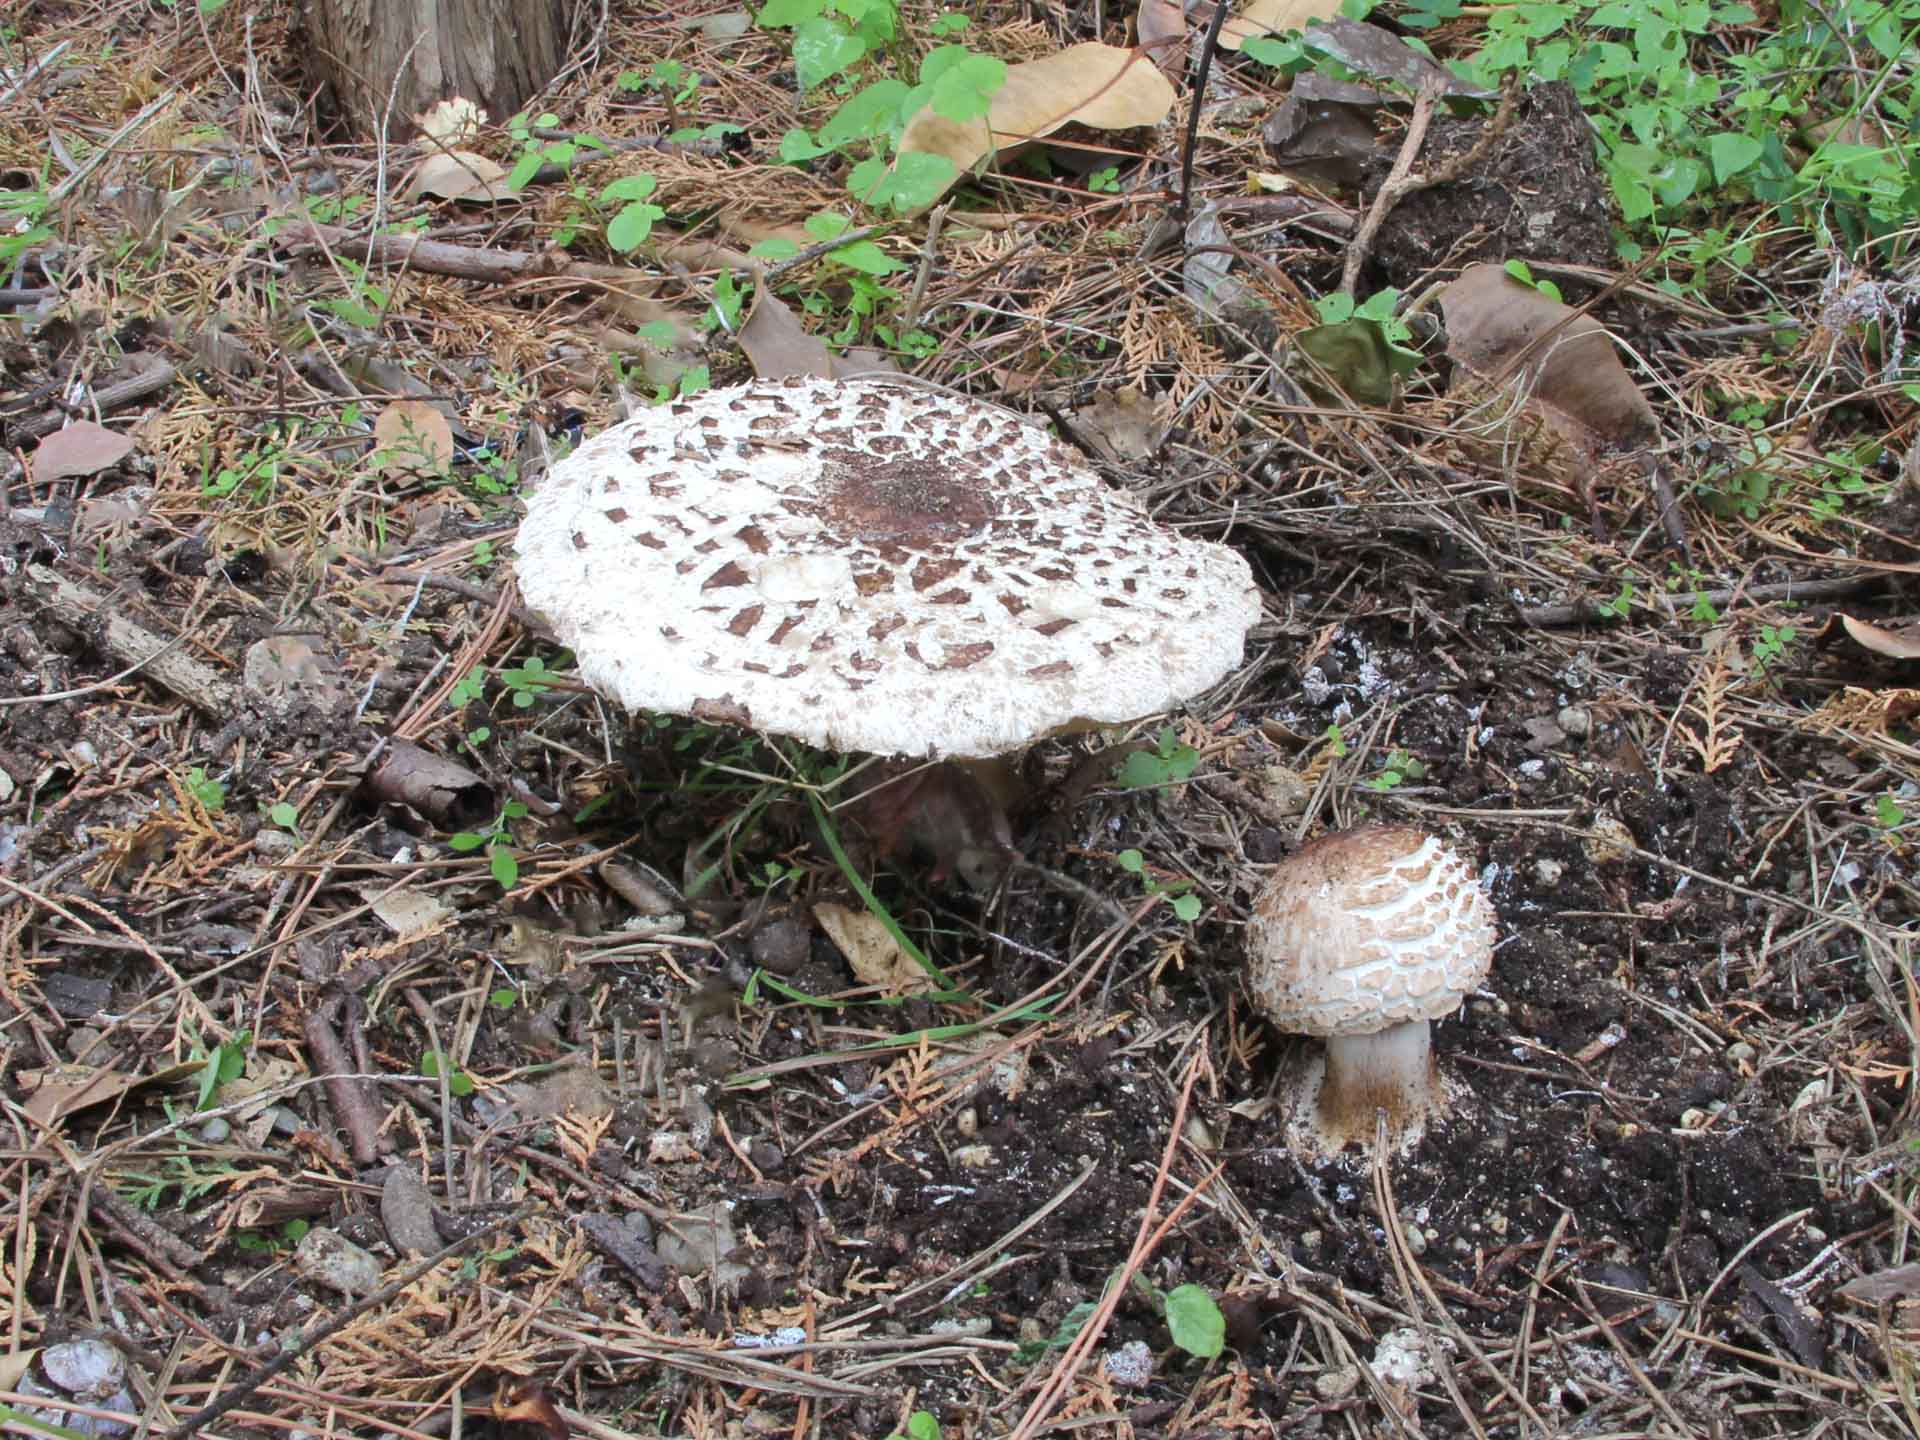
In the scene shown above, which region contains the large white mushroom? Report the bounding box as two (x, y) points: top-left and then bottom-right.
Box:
(1247, 825), (1496, 1160)
(515, 376), (1261, 761)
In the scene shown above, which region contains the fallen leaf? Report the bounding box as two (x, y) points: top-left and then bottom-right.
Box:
(1837, 614), (1920, 661)
(244, 635), (347, 715)
(1836, 1263), (1920, 1305)
(406, 150), (512, 203)
(370, 885), (457, 939)
(1295, 18), (1491, 96)
(1213, 0), (1344, 51)
(897, 43), (1175, 208)
(32, 421), (134, 484)
(1137, 0), (1188, 75)
(738, 288), (836, 380)
(1801, 685), (1920, 736)
(372, 399), (455, 477)
(1072, 386), (1161, 461)
(1262, 74), (1389, 189)
(1441, 263), (1659, 470)
(816, 900), (931, 995)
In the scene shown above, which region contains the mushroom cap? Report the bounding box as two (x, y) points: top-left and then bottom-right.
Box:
(1247, 826), (1495, 1038)
(515, 377), (1260, 758)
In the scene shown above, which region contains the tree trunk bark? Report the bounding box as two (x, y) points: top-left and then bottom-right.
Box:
(302, 0), (577, 141)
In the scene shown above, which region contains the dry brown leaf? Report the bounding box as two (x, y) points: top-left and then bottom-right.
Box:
(32, 421), (134, 483)
(406, 150), (511, 203)
(816, 901), (931, 995)
(1838, 613), (1920, 661)
(1214, 0), (1344, 51)
(898, 43), (1175, 205)
(738, 289), (836, 380)
(1137, 0), (1188, 75)
(372, 399), (455, 477)
(1072, 386), (1161, 461)
(1441, 263), (1658, 468)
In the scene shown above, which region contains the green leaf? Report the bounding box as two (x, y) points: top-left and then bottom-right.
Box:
(1116, 849), (1145, 874)
(1170, 894), (1203, 923)
(489, 845), (521, 888)
(448, 831), (486, 852)
(793, 16), (867, 90)
(1707, 132), (1764, 186)
(269, 802), (298, 830)
(850, 150), (956, 213)
(922, 49), (1005, 123)
(823, 238), (901, 274)
(607, 201), (664, 252)
(756, 0), (825, 26)
(819, 78), (911, 145)
(599, 174), (658, 204)
(506, 151), (545, 192)
(1165, 1284), (1226, 1358)
(749, 236), (800, 262)
(778, 128), (833, 162)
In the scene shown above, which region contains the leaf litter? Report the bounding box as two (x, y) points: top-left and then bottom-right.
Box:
(0, 3), (1916, 1438)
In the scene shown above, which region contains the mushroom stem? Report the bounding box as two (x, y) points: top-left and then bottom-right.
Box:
(1314, 1020), (1438, 1149)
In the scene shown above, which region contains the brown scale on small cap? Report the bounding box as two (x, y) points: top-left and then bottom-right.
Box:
(515, 376), (1261, 759)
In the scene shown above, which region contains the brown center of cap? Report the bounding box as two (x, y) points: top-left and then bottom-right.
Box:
(822, 449), (992, 544)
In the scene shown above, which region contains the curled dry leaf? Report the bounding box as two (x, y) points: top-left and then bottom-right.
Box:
(31, 421), (134, 484)
(1136, 0), (1188, 76)
(897, 42), (1175, 207)
(738, 287), (837, 381)
(815, 900), (931, 995)
(1837, 614), (1920, 661)
(1441, 264), (1657, 515)
(405, 150), (512, 203)
(1072, 385), (1162, 461)
(372, 398), (456, 477)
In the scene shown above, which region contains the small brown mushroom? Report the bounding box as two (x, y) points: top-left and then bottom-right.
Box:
(1247, 825), (1496, 1160)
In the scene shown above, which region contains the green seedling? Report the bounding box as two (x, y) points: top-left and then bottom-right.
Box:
(1116, 849), (1203, 923)
(886, 1413), (942, 1440)
(420, 1049), (476, 1098)
(1322, 722), (1349, 758)
(267, 801), (299, 834)
(450, 801), (530, 888)
(1114, 725), (1200, 789)
(184, 767), (227, 812)
(1749, 623), (1797, 680)
(500, 655), (561, 707)
(1596, 581), (1636, 620)
(193, 1028), (251, 1111)
(1363, 747), (1426, 793)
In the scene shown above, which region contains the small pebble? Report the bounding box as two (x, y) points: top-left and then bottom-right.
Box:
(1557, 704), (1592, 738)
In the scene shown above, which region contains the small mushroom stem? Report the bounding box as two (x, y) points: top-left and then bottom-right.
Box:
(1315, 1020), (1438, 1148)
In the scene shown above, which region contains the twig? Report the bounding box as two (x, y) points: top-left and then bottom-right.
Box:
(1175, 1), (1233, 226)
(162, 1207), (530, 1439)
(13, 564), (244, 716)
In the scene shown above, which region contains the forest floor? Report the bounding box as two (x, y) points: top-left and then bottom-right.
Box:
(1, 3), (1918, 1438)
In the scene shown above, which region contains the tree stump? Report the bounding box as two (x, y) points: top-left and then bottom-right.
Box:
(302, 0), (576, 140)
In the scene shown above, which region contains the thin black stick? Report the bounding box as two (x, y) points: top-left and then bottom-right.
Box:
(1176, 2), (1234, 226)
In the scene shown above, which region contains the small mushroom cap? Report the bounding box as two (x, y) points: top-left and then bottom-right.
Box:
(1247, 826), (1495, 1038)
(515, 377), (1260, 758)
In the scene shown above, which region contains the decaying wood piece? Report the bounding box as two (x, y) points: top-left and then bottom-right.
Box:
(20, 564), (246, 717)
